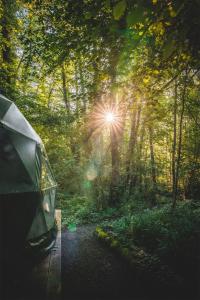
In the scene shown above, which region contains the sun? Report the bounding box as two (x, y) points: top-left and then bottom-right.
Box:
(105, 112), (115, 123)
(88, 101), (123, 138)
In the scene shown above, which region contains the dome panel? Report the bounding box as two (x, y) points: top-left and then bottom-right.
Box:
(7, 130), (39, 189)
(0, 127), (35, 194)
(2, 103), (41, 143)
(0, 94), (12, 119)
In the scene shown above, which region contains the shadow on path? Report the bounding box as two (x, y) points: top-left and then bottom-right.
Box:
(61, 225), (147, 300)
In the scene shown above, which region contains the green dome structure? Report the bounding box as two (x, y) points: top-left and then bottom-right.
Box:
(0, 94), (57, 257)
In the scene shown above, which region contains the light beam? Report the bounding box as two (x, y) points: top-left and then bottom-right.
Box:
(105, 112), (115, 123)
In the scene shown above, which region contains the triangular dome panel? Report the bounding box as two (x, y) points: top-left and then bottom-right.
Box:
(0, 127), (35, 194)
(7, 129), (39, 189)
(2, 103), (41, 143)
(0, 94), (12, 119)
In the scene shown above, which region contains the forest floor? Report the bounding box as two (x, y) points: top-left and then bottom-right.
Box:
(61, 224), (147, 300)
(2, 205), (199, 300)
(61, 198), (200, 300)
(61, 224), (181, 300)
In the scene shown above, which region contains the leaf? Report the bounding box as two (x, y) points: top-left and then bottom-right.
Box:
(105, 0), (111, 10)
(84, 12), (92, 20)
(169, 6), (177, 18)
(153, 69), (159, 75)
(68, 223), (77, 232)
(143, 76), (150, 84)
(113, 0), (126, 20)
(126, 6), (145, 27)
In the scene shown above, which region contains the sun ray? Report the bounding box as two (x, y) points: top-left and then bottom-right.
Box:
(88, 101), (123, 138)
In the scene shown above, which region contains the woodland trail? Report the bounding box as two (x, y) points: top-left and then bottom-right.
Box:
(61, 225), (147, 300)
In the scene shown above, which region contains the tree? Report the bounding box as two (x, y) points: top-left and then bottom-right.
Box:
(0, 0), (17, 98)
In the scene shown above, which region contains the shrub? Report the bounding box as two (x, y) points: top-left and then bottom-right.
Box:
(109, 202), (200, 260)
(61, 196), (119, 227)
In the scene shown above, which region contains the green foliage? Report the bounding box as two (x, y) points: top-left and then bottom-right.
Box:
(1, 0), (200, 257)
(61, 195), (119, 226)
(95, 225), (182, 290)
(108, 202), (200, 260)
(0, 0), (18, 98)
(113, 0), (126, 20)
(100, 200), (200, 293)
(0, 4), (199, 295)
(61, 195), (93, 226)
(0, 0), (199, 210)
(126, 6), (146, 27)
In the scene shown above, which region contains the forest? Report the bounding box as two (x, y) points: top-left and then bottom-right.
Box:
(0, 0), (200, 299)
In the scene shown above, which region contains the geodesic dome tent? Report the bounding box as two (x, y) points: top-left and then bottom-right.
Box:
(0, 94), (57, 256)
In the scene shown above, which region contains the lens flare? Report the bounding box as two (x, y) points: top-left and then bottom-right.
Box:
(86, 166), (97, 181)
(105, 112), (115, 123)
(88, 101), (123, 138)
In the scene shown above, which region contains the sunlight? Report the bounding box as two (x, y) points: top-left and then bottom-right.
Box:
(89, 101), (123, 138)
(105, 112), (115, 123)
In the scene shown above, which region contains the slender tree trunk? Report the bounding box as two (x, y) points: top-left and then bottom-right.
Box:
(61, 63), (70, 113)
(110, 126), (120, 205)
(109, 72), (119, 204)
(148, 125), (157, 193)
(172, 72), (187, 209)
(92, 59), (101, 105)
(109, 44), (123, 205)
(78, 59), (86, 112)
(172, 81), (177, 207)
(168, 136), (172, 189)
(138, 122), (145, 189)
(127, 104), (141, 193)
(125, 106), (137, 186)
(47, 81), (55, 108)
(61, 63), (80, 161)
(74, 62), (79, 116)
(118, 100), (127, 146)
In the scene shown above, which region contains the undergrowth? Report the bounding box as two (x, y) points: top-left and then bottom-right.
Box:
(106, 201), (200, 258)
(102, 200), (200, 289)
(61, 194), (120, 227)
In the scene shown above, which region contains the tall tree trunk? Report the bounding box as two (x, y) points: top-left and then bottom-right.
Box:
(78, 59), (86, 112)
(109, 46), (120, 205)
(110, 125), (120, 205)
(61, 63), (70, 113)
(172, 72), (187, 209)
(118, 99), (127, 142)
(172, 81), (177, 208)
(137, 122), (145, 189)
(109, 95), (119, 205)
(74, 62), (79, 116)
(168, 136), (172, 189)
(125, 106), (137, 187)
(148, 125), (157, 191)
(127, 104), (141, 193)
(61, 63), (80, 161)
(47, 80), (55, 108)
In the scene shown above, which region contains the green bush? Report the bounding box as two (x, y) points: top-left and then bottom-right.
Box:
(61, 195), (120, 227)
(61, 195), (94, 226)
(109, 202), (200, 259)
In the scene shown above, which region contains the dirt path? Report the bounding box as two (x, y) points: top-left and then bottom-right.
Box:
(61, 225), (147, 300)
